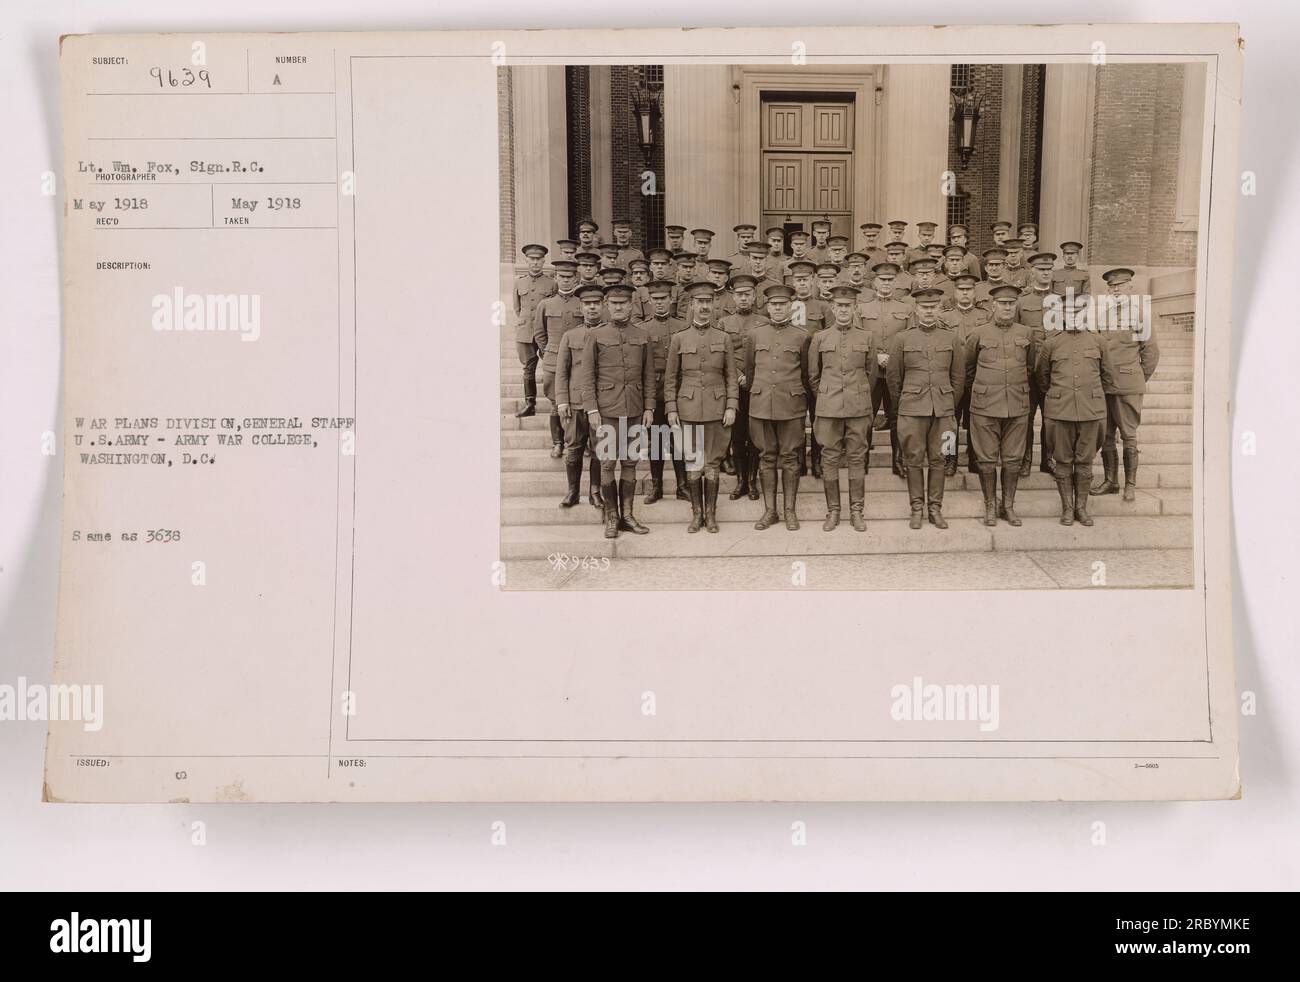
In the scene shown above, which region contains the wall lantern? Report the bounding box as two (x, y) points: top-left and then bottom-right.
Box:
(950, 86), (984, 168)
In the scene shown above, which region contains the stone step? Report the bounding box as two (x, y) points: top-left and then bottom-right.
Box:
(502, 487), (1186, 526)
(499, 392), (1194, 413)
(502, 353), (1195, 371)
(500, 443), (1191, 473)
(499, 379), (1195, 398)
(498, 423), (1189, 451)
(499, 514), (1193, 559)
(504, 549), (1194, 590)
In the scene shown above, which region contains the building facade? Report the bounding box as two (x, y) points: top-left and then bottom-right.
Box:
(499, 62), (1205, 328)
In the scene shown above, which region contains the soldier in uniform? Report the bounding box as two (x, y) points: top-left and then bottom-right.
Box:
(555, 283), (608, 510)
(1018, 223), (1039, 255)
(646, 248), (679, 314)
(611, 217), (645, 268)
(663, 225), (687, 277)
(859, 262), (915, 476)
(907, 221), (938, 266)
(765, 226), (786, 262)
(667, 283), (740, 533)
(858, 222), (886, 272)
(964, 285), (1036, 526)
(691, 227), (716, 268)
(815, 262), (840, 303)
(598, 266), (628, 289)
(512, 243), (556, 419)
(809, 284), (877, 531)
(671, 253), (699, 315)
(575, 251), (602, 288)
(974, 248), (1010, 308)
(743, 284), (812, 531)
(727, 223), (758, 268)
(839, 252), (872, 295)
(940, 273), (992, 476)
(636, 280), (691, 504)
(1092, 267), (1160, 501)
(719, 273), (769, 501)
(554, 238), (578, 263)
(934, 245), (967, 303)
(704, 259), (737, 324)
(825, 234), (850, 270)
(531, 258), (583, 458)
(745, 242), (783, 300)
(1002, 239), (1030, 290)
(1052, 241), (1090, 298)
(1015, 252), (1060, 477)
(908, 257), (942, 300)
(576, 218), (600, 254)
(597, 242), (620, 271)
(886, 219), (910, 250)
(946, 225), (984, 279)
(809, 218), (833, 262)
(789, 259), (831, 477)
(886, 288), (966, 529)
(782, 230), (814, 280)
(628, 258), (651, 320)
(884, 241), (914, 295)
(990, 220), (1012, 249)
(1034, 293), (1116, 526)
(577, 283), (657, 538)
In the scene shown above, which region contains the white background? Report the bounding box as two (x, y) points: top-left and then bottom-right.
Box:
(2, 0), (1295, 889)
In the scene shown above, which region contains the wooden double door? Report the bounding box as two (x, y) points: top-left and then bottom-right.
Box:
(760, 96), (855, 247)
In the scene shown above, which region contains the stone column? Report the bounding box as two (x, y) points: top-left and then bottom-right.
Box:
(664, 65), (738, 240)
(879, 64), (950, 231)
(998, 65), (1024, 230)
(1039, 64), (1096, 261)
(511, 65), (568, 248)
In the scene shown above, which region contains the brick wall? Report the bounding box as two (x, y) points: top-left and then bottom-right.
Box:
(497, 67), (516, 262)
(1017, 65), (1045, 236)
(609, 66), (664, 254)
(1089, 63), (1197, 267)
(565, 66), (592, 238)
(947, 65), (1004, 258)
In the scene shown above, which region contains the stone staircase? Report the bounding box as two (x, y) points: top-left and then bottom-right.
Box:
(499, 323), (1195, 585)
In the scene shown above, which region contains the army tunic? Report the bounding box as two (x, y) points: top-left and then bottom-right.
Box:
(514, 272), (557, 344)
(809, 325), (878, 476)
(963, 321), (1035, 467)
(666, 325), (740, 476)
(1002, 265), (1030, 291)
(792, 295), (832, 334)
(1014, 287), (1057, 471)
(532, 290), (584, 406)
(718, 310), (770, 471)
(886, 324), (967, 468)
(1033, 329), (1116, 467)
(1051, 266), (1090, 298)
(1095, 298), (1160, 452)
(614, 246), (645, 269)
(577, 322), (658, 480)
(743, 321), (812, 472)
(942, 303), (993, 456)
(554, 322), (600, 463)
(973, 279), (1012, 310)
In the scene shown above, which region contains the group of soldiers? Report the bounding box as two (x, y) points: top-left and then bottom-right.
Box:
(513, 217), (1160, 538)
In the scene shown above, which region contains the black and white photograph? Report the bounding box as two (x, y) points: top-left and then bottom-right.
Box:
(499, 61), (1205, 589)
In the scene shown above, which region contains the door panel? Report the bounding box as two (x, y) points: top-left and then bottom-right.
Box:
(760, 96), (855, 246)
(811, 157), (850, 213)
(763, 103), (805, 148)
(763, 155), (805, 213)
(811, 104), (852, 149)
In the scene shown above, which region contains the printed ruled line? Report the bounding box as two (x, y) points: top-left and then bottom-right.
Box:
(86, 91), (337, 96)
(87, 136), (336, 141)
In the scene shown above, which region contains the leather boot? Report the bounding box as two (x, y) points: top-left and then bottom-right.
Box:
(1122, 447), (1139, 502)
(602, 482), (620, 538)
(1056, 472), (1075, 526)
(927, 465), (948, 529)
(618, 479), (649, 534)
(848, 477), (867, 532)
(673, 457), (689, 500)
(1019, 448), (1032, 479)
(686, 479), (704, 533)
(730, 451), (749, 499)
(782, 467), (801, 530)
(588, 459), (603, 510)
(644, 458), (664, 504)
(560, 458), (582, 507)
(754, 469), (779, 530)
(978, 467), (998, 526)
(892, 443), (906, 480)
(1092, 448), (1120, 494)
(811, 443), (823, 480)
(944, 454), (957, 478)
(747, 449), (761, 500)
(966, 442), (980, 475)
(704, 476), (720, 533)
(1039, 449), (1055, 475)
(906, 466), (926, 529)
(721, 448), (736, 475)
(797, 445), (808, 477)
(822, 478), (841, 531)
(515, 397), (536, 418)
(549, 413), (564, 458)
(999, 466), (1022, 527)
(1073, 468), (1094, 526)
